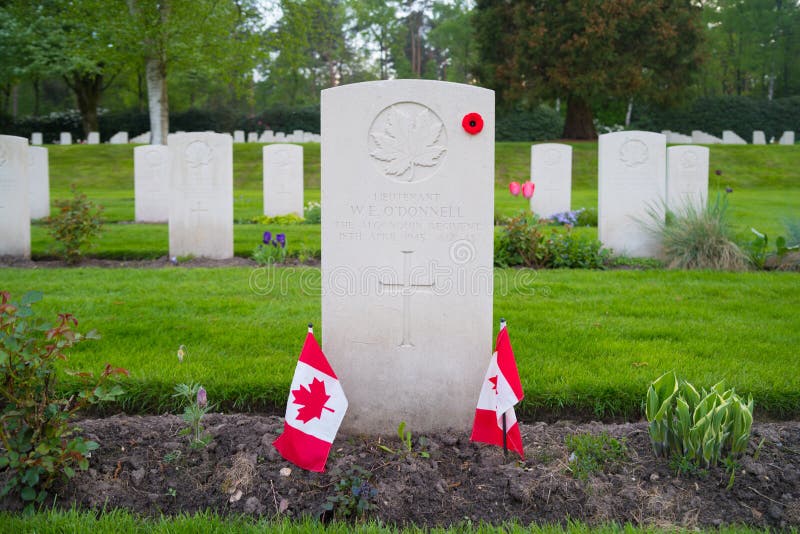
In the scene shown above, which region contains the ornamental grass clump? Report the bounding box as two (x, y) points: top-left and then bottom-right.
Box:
(645, 372), (754, 469)
(648, 193), (748, 271)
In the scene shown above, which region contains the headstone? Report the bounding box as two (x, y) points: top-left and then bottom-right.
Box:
(691, 130), (722, 144)
(260, 130), (275, 143)
(722, 130), (747, 145)
(31, 132), (43, 146)
(28, 146), (50, 220)
(87, 131), (100, 144)
(321, 80), (494, 434)
(109, 131), (129, 144)
(263, 144), (303, 217)
(0, 135), (30, 257)
(167, 132), (233, 259)
(529, 143), (572, 217)
(779, 131), (795, 145)
(753, 131), (766, 145)
(59, 132), (72, 145)
(247, 132), (259, 143)
(666, 145), (709, 213)
(598, 131), (666, 258)
(134, 145), (170, 222)
(668, 132), (692, 144)
(233, 130), (245, 143)
(293, 129), (304, 139)
(275, 132), (286, 141)
(130, 132), (151, 144)
(312, 134), (321, 143)
(303, 132), (315, 142)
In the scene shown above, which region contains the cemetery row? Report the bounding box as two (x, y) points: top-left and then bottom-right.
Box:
(662, 129), (795, 145)
(29, 129), (321, 146)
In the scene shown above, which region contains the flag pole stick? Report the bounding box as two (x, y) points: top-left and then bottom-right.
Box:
(500, 318), (508, 460)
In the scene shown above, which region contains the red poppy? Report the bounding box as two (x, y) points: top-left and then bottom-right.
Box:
(462, 113), (483, 135)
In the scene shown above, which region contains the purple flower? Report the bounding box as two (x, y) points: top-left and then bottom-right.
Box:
(197, 386), (207, 408)
(263, 231), (272, 245)
(276, 233), (286, 248)
(725, 186), (733, 193)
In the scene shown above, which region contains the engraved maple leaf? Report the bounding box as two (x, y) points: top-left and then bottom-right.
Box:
(370, 106), (446, 181)
(291, 377), (335, 423)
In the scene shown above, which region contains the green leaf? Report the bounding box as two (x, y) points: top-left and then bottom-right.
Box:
(20, 486), (36, 501)
(20, 291), (43, 306)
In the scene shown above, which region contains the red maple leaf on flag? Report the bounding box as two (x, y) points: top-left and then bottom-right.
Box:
(489, 375), (498, 394)
(292, 377), (335, 423)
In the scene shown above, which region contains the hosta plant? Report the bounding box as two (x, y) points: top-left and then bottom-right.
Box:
(645, 372), (753, 468)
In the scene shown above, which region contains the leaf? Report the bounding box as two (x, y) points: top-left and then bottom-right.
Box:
(370, 106), (446, 179)
(291, 377), (334, 424)
(20, 486), (36, 501)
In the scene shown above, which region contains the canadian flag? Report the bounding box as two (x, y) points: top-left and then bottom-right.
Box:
(273, 325), (348, 472)
(470, 320), (525, 458)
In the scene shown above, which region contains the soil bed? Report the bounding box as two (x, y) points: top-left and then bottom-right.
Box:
(3, 414), (799, 528)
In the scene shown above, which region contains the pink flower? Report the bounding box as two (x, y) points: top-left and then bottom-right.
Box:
(522, 181), (535, 199)
(197, 387), (207, 408)
(509, 182), (521, 196)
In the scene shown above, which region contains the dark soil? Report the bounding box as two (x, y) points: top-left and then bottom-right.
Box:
(3, 414), (799, 528)
(0, 256), (309, 269)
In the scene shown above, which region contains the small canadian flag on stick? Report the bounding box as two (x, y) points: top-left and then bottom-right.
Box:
(470, 319), (525, 458)
(273, 323), (348, 472)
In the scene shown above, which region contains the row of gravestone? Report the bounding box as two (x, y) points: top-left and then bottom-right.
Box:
(662, 129), (795, 145)
(30, 130), (322, 146)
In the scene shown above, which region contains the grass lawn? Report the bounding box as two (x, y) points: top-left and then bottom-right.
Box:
(2, 268), (797, 419)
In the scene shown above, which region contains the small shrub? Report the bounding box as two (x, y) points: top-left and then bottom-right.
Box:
(0, 291), (127, 512)
(564, 432), (627, 481)
(46, 186), (104, 264)
(250, 213), (304, 225)
(547, 229), (610, 269)
(645, 372), (754, 469)
(320, 464), (378, 522)
(172, 383), (212, 449)
(303, 201), (321, 224)
(576, 208), (598, 227)
(649, 193), (748, 270)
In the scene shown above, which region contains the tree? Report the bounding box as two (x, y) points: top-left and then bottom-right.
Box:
(122, 0), (262, 144)
(427, 0), (478, 83)
(474, 0), (705, 139)
(350, 0), (402, 79)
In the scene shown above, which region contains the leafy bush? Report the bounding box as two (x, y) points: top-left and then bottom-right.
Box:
(303, 202), (321, 224)
(649, 194), (748, 271)
(250, 213), (304, 225)
(320, 465), (378, 522)
(565, 432), (627, 481)
(47, 187), (104, 264)
(576, 208), (598, 227)
(645, 372), (754, 468)
(496, 105), (564, 141)
(0, 291), (127, 512)
(547, 231), (610, 269)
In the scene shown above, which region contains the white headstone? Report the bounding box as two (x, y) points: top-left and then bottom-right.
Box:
(134, 145), (170, 222)
(666, 145), (709, 213)
(753, 131), (766, 145)
(260, 130), (275, 143)
(303, 132), (315, 142)
(530, 143), (572, 217)
(691, 130), (722, 144)
(722, 130), (747, 145)
(321, 80), (494, 434)
(275, 132), (286, 141)
(59, 132), (72, 145)
(312, 134), (321, 143)
(233, 130), (245, 143)
(28, 147), (50, 220)
(87, 131), (100, 144)
(247, 132), (259, 143)
(130, 132), (151, 144)
(31, 132), (43, 146)
(779, 131), (795, 145)
(263, 144), (303, 217)
(598, 131), (666, 258)
(668, 132), (692, 144)
(167, 132), (233, 259)
(0, 135), (30, 257)
(109, 131), (129, 144)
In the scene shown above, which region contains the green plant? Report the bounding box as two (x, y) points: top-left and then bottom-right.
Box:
(46, 186), (104, 264)
(250, 213), (304, 225)
(649, 193), (748, 270)
(546, 229), (609, 269)
(320, 464), (378, 521)
(377, 421), (430, 458)
(668, 454), (708, 478)
(252, 231), (288, 265)
(172, 383), (212, 449)
(576, 207), (598, 227)
(0, 290), (127, 512)
(303, 201), (321, 224)
(564, 432), (627, 481)
(645, 372), (754, 468)
(747, 228), (769, 269)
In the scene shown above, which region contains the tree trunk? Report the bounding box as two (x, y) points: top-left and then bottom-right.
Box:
(562, 95), (596, 140)
(65, 71), (103, 136)
(33, 78), (40, 116)
(146, 57), (168, 145)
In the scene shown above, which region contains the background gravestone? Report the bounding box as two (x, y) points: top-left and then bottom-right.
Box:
(666, 145), (709, 212)
(59, 132), (72, 145)
(598, 131), (666, 258)
(28, 146), (50, 220)
(530, 143), (572, 217)
(168, 132), (233, 259)
(0, 135), (31, 257)
(233, 130), (245, 143)
(722, 131), (747, 145)
(263, 144), (303, 217)
(31, 133), (43, 146)
(321, 80), (495, 434)
(135, 145), (170, 222)
(87, 132), (100, 144)
(110, 132), (129, 144)
(753, 131), (766, 145)
(780, 131), (795, 145)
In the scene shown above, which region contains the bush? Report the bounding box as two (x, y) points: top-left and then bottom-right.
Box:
(646, 372), (754, 469)
(565, 432), (627, 481)
(648, 194), (749, 271)
(0, 291), (128, 512)
(303, 202), (321, 224)
(46, 187), (104, 264)
(496, 105), (564, 141)
(547, 230), (610, 269)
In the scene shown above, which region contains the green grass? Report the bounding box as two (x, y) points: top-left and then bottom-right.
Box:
(2, 268), (798, 419)
(0, 509), (787, 533)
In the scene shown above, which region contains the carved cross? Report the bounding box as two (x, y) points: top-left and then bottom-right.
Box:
(379, 250), (435, 348)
